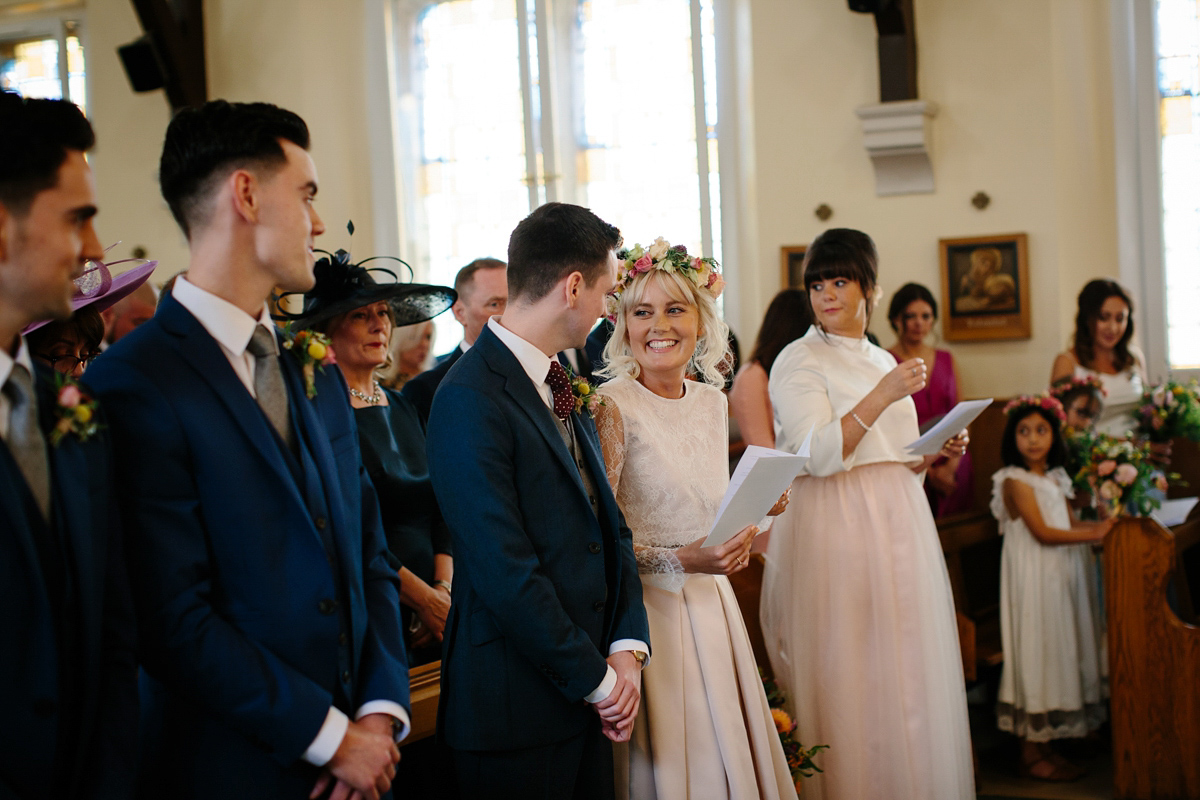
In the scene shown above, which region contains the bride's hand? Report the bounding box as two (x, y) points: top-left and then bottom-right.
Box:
(676, 525), (757, 575)
(767, 489), (791, 517)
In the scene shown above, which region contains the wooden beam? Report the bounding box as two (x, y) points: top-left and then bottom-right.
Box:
(128, 0), (207, 110)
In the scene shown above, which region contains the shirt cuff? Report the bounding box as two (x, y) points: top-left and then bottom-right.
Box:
(302, 706), (350, 767)
(584, 665), (617, 704)
(356, 700), (412, 742)
(609, 639), (650, 667)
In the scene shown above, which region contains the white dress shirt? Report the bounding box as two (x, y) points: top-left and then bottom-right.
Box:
(173, 277), (410, 764)
(0, 338), (34, 441)
(487, 318), (648, 702)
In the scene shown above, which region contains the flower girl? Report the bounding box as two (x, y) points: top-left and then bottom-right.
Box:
(990, 395), (1114, 781)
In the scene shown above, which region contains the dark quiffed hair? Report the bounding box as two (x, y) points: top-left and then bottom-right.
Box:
(454, 257), (506, 297)
(159, 100), (310, 238)
(0, 92), (95, 215)
(1072, 279), (1136, 373)
(749, 289), (812, 375)
(507, 202), (622, 302)
(27, 305), (105, 356)
(887, 282), (938, 332)
(1000, 406), (1069, 470)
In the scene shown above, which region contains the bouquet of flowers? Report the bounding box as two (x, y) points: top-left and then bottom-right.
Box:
(761, 670), (827, 792)
(1073, 433), (1168, 517)
(1134, 380), (1200, 443)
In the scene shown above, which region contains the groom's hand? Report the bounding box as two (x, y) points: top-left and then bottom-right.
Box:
(310, 715), (400, 800)
(594, 650), (643, 742)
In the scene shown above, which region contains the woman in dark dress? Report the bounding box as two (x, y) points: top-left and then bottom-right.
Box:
(288, 249), (457, 665)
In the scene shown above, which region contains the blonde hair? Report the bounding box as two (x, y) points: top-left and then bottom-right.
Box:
(599, 269), (730, 386)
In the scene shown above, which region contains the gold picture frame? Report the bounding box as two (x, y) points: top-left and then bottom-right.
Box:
(939, 233), (1030, 342)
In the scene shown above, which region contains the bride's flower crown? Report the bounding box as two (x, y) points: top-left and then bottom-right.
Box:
(605, 237), (724, 322)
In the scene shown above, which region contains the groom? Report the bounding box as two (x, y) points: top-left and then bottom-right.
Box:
(427, 202), (650, 799)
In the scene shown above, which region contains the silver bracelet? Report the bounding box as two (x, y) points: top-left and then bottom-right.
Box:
(850, 412), (871, 432)
(433, 579), (452, 593)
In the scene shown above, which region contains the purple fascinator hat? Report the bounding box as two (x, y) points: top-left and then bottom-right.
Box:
(23, 256), (158, 335)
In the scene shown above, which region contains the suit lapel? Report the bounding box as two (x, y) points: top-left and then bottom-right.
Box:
(156, 295), (307, 507)
(477, 329), (588, 497)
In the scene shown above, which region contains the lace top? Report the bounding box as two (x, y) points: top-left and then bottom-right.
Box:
(1073, 360), (1144, 437)
(596, 376), (730, 592)
(989, 466), (1075, 529)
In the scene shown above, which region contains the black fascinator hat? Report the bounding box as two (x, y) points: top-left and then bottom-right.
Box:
(275, 230), (456, 331)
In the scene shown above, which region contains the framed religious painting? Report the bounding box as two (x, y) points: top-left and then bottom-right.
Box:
(939, 233), (1030, 341)
(780, 245), (807, 290)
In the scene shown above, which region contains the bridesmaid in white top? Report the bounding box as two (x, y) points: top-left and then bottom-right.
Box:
(1050, 280), (1146, 437)
(760, 228), (974, 800)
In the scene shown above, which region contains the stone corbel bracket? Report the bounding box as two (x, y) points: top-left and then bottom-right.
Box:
(854, 100), (938, 196)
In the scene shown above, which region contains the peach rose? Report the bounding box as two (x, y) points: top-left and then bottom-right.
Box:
(1114, 462), (1139, 486)
(1097, 459), (1117, 477)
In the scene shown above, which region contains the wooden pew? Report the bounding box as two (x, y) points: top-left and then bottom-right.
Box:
(403, 661), (442, 745)
(1106, 517), (1200, 798)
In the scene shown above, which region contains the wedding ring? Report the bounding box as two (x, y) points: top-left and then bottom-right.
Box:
(911, 367), (918, 376)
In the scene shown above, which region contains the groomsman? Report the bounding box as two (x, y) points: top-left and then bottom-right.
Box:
(0, 92), (138, 798)
(86, 100), (409, 799)
(427, 202), (650, 800)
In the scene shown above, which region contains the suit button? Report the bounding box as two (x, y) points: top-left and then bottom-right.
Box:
(593, 600), (604, 613)
(315, 517), (327, 530)
(341, 670), (352, 683)
(318, 598), (337, 615)
(588, 542), (601, 554)
(32, 698), (56, 718)
(338, 632), (348, 646)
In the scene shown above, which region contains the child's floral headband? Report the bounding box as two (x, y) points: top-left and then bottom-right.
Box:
(1003, 393), (1067, 423)
(605, 237), (724, 322)
(1049, 375), (1107, 401)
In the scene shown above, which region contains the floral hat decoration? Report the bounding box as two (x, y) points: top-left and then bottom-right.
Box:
(1003, 393), (1067, 424)
(1049, 374), (1107, 402)
(605, 237), (724, 322)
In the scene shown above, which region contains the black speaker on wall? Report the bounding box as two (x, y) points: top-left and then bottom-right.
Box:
(117, 35), (166, 93)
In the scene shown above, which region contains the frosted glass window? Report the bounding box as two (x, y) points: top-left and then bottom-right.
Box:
(402, 0), (719, 353)
(0, 26), (86, 117)
(1157, 0), (1200, 368)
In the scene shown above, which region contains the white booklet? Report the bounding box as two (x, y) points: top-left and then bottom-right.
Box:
(703, 428), (813, 547)
(905, 398), (993, 456)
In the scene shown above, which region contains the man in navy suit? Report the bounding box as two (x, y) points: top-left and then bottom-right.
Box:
(0, 93), (138, 799)
(86, 101), (409, 799)
(427, 202), (650, 799)
(402, 257), (506, 423)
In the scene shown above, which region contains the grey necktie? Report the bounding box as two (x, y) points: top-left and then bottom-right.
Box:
(3, 363), (51, 520)
(246, 326), (295, 451)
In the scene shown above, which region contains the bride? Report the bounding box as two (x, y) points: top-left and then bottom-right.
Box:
(593, 239), (796, 800)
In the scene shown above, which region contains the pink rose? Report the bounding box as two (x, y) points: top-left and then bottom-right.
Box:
(634, 255), (653, 271)
(707, 274), (726, 299)
(1097, 459), (1117, 477)
(58, 385), (82, 408)
(322, 344), (337, 366)
(1099, 480), (1122, 500)
(1115, 462), (1139, 486)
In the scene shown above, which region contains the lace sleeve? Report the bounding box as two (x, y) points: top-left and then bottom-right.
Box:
(594, 395), (625, 493)
(596, 392), (687, 590)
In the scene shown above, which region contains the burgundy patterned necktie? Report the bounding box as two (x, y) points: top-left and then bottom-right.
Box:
(545, 361), (574, 422)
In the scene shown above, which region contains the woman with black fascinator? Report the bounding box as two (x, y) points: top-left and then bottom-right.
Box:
(282, 244), (457, 665)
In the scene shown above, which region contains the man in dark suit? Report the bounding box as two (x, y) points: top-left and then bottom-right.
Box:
(403, 256), (506, 422)
(427, 202), (650, 799)
(86, 101), (409, 799)
(0, 92), (138, 799)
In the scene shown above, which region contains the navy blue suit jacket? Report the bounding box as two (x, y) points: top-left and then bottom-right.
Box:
(0, 364), (137, 799)
(85, 294), (409, 796)
(426, 326), (649, 752)
(401, 345), (462, 425)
